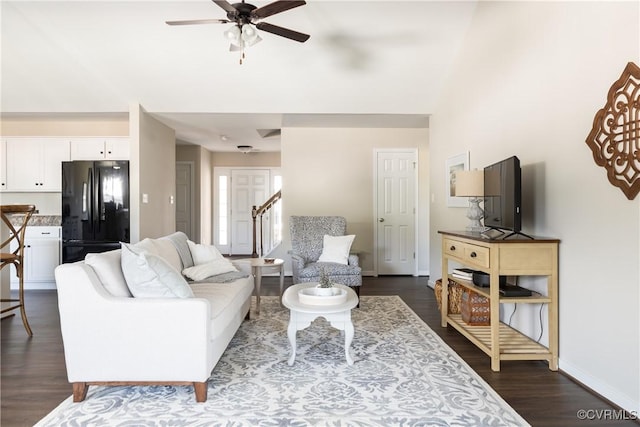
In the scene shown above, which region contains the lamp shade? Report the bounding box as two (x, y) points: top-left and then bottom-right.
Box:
(455, 170), (484, 197)
(224, 25), (241, 45)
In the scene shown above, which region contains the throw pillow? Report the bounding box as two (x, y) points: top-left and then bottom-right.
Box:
(85, 249), (132, 297)
(150, 238), (183, 272)
(318, 234), (356, 265)
(182, 258), (238, 281)
(187, 240), (224, 265)
(120, 243), (194, 298)
(161, 231), (194, 269)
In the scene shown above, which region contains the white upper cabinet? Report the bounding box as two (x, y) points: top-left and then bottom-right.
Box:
(5, 138), (70, 192)
(70, 138), (129, 160)
(0, 140), (6, 191)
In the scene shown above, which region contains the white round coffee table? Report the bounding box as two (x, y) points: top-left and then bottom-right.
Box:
(282, 283), (359, 366)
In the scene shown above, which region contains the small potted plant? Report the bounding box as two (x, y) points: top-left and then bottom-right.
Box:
(315, 268), (335, 295)
(298, 267), (348, 305)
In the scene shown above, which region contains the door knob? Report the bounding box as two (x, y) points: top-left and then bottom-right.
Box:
(378, 218), (385, 222)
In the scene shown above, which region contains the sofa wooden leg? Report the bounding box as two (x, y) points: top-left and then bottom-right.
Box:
(73, 382), (88, 402)
(193, 382), (207, 402)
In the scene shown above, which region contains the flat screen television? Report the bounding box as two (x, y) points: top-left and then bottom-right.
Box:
(483, 156), (523, 238)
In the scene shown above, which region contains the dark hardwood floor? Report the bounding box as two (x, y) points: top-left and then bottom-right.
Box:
(2, 276), (637, 426)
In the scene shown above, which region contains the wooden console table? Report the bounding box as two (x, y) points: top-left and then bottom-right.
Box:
(439, 230), (559, 371)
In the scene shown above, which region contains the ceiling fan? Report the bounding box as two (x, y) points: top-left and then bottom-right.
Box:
(166, 0), (310, 58)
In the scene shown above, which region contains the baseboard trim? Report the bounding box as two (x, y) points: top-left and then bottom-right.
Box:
(559, 360), (639, 416)
(10, 282), (57, 291)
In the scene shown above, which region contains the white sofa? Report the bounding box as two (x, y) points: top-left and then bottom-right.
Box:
(54, 232), (254, 403)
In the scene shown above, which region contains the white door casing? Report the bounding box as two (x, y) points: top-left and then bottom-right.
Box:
(374, 149), (417, 275)
(230, 169), (270, 255)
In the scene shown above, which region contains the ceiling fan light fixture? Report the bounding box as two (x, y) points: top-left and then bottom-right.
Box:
(242, 24), (256, 38)
(224, 25), (241, 44)
(167, 0), (310, 64)
(237, 145), (253, 154)
(246, 34), (262, 47)
(241, 24), (261, 47)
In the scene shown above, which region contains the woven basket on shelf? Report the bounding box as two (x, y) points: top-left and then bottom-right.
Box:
(434, 278), (463, 314)
(461, 288), (491, 326)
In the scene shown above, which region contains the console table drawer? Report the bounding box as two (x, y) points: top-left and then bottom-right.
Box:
(443, 238), (490, 269)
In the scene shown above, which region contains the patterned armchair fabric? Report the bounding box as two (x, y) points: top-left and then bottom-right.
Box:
(289, 216), (362, 288)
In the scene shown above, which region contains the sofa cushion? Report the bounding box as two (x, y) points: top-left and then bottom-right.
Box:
(183, 258), (238, 281)
(85, 249), (132, 297)
(132, 238), (156, 253)
(128, 237), (182, 273)
(188, 240), (224, 264)
(161, 231), (194, 269)
(318, 234), (356, 265)
(120, 243), (194, 299)
(190, 278), (254, 340)
(149, 239), (183, 273)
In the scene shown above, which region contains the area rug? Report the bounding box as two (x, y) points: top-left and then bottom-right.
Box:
(36, 296), (529, 426)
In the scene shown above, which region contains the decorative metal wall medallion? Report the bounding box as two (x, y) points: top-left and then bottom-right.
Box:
(586, 62), (640, 200)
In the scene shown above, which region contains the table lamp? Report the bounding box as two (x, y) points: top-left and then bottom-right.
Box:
(454, 170), (486, 232)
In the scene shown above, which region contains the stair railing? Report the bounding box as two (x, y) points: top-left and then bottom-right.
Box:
(251, 190), (282, 258)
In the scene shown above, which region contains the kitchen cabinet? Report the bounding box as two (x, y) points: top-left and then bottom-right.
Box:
(0, 140), (6, 191)
(70, 138), (129, 160)
(5, 138), (70, 191)
(10, 226), (61, 288)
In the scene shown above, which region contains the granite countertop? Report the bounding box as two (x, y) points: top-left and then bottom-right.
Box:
(7, 215), (62, 227)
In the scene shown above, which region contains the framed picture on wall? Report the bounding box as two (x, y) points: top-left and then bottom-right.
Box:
(446, 152), (469, 207)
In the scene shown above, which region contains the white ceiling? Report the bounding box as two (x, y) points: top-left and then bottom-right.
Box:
(1, 0), (477, 151)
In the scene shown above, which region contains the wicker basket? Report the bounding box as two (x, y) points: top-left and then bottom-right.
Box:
(461, 288), (491, 326)
(434, 278), (463, 314)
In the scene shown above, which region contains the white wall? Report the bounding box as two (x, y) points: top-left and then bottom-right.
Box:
(279, 127), (430, 275)
(429, 1), (639, 414)
(130, 104), (177, 241)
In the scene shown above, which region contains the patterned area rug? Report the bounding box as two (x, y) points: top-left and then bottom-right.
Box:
(37, 296), (529, 426)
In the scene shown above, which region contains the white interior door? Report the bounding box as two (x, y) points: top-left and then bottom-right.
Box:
(175, 162), (195, 240)
(231, 169), (269, 255)
(375, 150), (417, 275)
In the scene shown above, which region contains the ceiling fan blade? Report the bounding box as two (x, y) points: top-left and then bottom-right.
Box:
(166, 18), (230, 26)
(212, 0), (237, 14)
(256, 22), (310, 43)
(252, 0), (306, 19)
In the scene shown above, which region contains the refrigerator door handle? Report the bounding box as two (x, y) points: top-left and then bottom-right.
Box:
(98, 168), (104, 227)
(87, 168), (94, 229)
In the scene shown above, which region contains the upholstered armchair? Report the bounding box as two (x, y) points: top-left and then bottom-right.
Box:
(289, 216), (362, 296)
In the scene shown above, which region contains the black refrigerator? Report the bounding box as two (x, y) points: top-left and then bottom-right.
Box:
(62, 160), (130, 263)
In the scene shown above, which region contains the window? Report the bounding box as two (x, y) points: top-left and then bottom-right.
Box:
(218, 175), (228, 246)
(272, 174), (282, 246)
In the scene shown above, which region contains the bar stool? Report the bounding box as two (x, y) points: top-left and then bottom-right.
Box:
(1, 204), (36, 336)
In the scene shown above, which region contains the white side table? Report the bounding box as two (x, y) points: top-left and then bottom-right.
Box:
(234, 258), (284, 313)
(282, 283), (359, 366)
